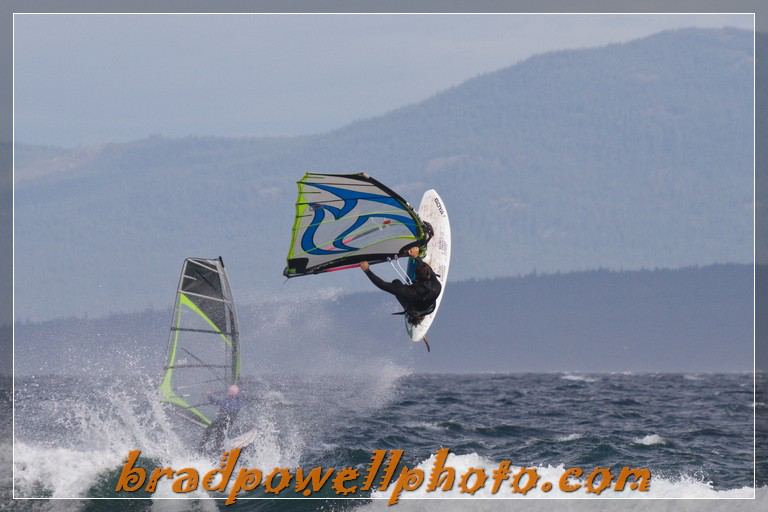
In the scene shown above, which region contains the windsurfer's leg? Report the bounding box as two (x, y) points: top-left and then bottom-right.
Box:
(199, 429), (210, 450)
(213, 427), (225, 453)
(394, 294), (411, 311)
(212, 412), (238, 453)
(199, 420), (217, 451)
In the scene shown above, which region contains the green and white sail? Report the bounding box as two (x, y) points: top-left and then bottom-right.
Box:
(284, 173), (428, 277)
(159, 257), (240, 427)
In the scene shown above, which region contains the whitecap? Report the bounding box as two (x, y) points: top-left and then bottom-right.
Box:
(560, 374), (597, 383)
(405, 421), (446, 432)
(632, 434), (667, 446)
(556, 433), (582, 442)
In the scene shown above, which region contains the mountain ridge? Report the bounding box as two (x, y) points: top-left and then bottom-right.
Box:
(11, 264), (754, 375)
(13, 27), (755, 320)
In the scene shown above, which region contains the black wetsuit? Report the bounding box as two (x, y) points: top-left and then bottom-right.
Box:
(199, 394), (245, 453)
(363, 259), (441, 321)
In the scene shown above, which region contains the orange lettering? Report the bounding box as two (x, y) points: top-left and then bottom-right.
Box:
(202, 448), (241, 492)
(115, 450), (146, 492)
(171, 468), (199, 493)
(332, 467), (359, 495)
(388, 467), (424, 505)
(378, 450), (404, 491)
(491, 460), (512, 494)
(295, 467), (336, 496)
(559, 467), (582, 492)
(225, 468), (262, 505)
(426, 448), (455, 491)
(615, 467), (651, 492)
(264, 468), (291, 495)
(145, 467), (174, 493)
(459, 467), (487, 495)
(511, 467), (539, 495)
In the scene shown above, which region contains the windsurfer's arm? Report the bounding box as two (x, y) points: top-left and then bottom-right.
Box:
(360, 262), (382, 282)
(361, 261), (415, 298)
(361, 262), (391, 290)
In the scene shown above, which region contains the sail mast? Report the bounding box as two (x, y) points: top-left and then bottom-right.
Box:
(159, 257), (240, 427)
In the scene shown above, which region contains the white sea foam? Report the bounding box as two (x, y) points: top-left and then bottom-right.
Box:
(365, 451), (757, 509)
(405, 421), (447, 432)
(13, 379), (303, 501)
(556, 433), (583, 442)
(632, 434), (667, 446)
(13, 441), (130, 499)
(561, 374), (598, 383)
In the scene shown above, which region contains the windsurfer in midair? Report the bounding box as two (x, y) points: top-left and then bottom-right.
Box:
(199, 384), (245, 453)
(360, 246), (442, 326)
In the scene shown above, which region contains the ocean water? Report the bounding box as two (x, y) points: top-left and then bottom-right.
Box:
(6, 371), (768, 511)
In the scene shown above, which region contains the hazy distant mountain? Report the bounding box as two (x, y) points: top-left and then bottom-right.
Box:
(14, 28), (754, 320)
(12, 265), (754, 375)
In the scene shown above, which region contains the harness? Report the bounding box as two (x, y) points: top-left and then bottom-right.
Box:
(392, 270), (441, 322)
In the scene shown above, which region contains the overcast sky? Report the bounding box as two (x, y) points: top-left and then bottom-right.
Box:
(14, 13), (753, 148)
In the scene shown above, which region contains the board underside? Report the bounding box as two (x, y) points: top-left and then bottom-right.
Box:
(406, 189), (451, 342)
